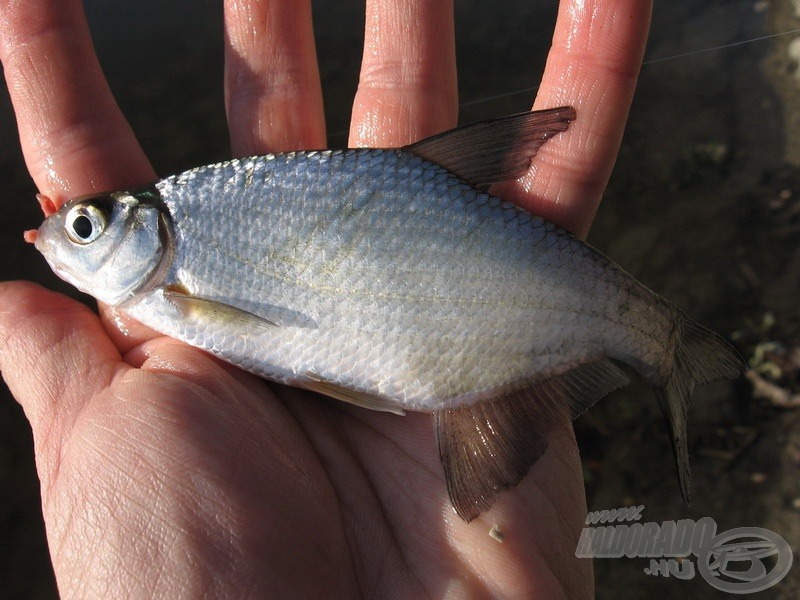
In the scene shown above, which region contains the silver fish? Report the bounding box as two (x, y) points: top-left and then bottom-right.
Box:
(31, 107), (745, 521)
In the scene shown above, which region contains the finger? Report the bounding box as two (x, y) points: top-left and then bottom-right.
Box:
(494, 0), (652, 238)
(0, 282), (126, 476)
(0, 0), (154, 204)
(224, 0), (326, 155)
(99, 307), (167, 358)
(349, 0), (458, 147)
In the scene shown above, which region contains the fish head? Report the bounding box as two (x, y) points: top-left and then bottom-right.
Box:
(33, 190), (170, 305)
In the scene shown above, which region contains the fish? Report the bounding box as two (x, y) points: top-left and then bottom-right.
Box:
(29, 107), (746, 521)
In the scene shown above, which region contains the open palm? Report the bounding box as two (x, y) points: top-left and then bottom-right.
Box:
(0, 1), (651, 597)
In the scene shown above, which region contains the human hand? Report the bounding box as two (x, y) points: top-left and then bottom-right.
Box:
(0, 0), (651, 597)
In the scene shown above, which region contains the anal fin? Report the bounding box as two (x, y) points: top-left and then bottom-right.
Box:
(561, 359), (630, 420)
(436, 359), (629, 522)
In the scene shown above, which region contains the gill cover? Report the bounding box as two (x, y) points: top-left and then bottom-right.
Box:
(34, 189), (171, 306)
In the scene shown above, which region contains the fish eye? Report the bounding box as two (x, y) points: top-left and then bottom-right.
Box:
(65, 203), (107, 244)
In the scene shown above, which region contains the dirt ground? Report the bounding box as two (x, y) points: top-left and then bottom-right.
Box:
(1, 0), (799, 598)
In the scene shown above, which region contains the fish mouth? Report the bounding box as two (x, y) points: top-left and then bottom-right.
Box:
(31, 215), (58, 255)
(23, 229), (39, 244)
(29, 217), (88, 292)
(24, 194), (59, 244)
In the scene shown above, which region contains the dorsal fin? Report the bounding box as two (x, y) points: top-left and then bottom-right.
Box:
(405, 106), (576, 188)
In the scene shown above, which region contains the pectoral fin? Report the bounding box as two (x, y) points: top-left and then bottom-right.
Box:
(300, 373), (406, 416)
(163, 287), (279, 332)
(435, 359), (629, 522)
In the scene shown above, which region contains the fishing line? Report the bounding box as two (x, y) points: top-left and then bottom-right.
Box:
(642, 27), (800, 65)
(459, 27), (800, 109)
(328, 27), (800, 140)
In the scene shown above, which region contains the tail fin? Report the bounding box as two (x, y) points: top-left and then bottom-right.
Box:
(655, 315), (746, 503)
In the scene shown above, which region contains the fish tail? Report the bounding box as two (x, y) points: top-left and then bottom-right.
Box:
(654, 314), (746, 504)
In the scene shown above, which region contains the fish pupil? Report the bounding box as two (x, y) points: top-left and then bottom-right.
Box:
(72, 215), (94, 239)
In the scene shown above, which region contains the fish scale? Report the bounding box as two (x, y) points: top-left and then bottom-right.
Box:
(32, 107), (745, 520)
(127, 149), (659, 409)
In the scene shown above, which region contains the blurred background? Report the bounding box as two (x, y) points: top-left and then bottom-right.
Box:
(1, 0), (798, 597)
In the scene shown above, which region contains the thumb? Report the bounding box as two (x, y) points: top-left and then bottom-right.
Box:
(0, 282), (125, 478)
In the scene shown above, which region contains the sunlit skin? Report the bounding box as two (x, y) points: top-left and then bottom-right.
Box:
(0, 0), (651, 598)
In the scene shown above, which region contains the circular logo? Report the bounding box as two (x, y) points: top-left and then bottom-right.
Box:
(697, 527), (793, 594)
